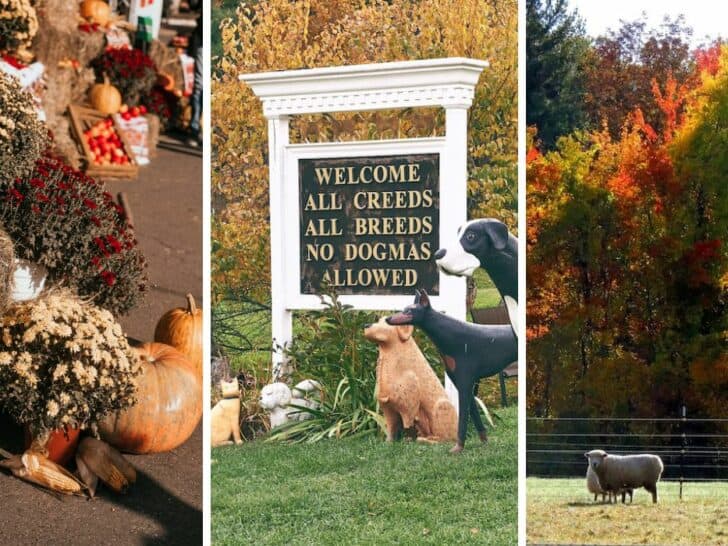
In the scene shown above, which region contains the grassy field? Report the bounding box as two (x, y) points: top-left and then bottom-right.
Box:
(212, 406), (516, 545)
(527, 478), (728, 545)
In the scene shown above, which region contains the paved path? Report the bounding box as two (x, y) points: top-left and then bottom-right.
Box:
(0, 147), (203, 545)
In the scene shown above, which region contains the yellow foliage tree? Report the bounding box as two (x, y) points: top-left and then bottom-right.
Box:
(212, 0), (517, 301)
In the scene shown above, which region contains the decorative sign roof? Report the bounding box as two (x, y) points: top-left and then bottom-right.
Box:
(240, 57), (489, 117)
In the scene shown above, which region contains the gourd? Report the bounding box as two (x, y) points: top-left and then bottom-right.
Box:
(154, 293), (203, 378)
(89, 75), (121, 114)
(157, 72), (175, 91)
(80, 0), (112, 26)
(98, 343), (202, 454)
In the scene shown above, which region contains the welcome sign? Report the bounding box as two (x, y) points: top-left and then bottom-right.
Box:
(299, 153), (440, 296)
(242, 58), (487, 379)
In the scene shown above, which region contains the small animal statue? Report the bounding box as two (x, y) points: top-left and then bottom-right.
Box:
(211, 379), (243, 447)
(434, 218), (518, 334)
(259, 380), (322, 428)
(387, 289), (517, 453)
(364, 317), (457, 443)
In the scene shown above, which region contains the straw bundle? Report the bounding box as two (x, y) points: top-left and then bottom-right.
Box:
(0, 227), (15, 316)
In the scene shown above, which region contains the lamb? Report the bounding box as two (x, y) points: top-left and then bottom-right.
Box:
(586, 464), (633, 503)
(585, 449), (664, 503)
(259, 380), (322, 428)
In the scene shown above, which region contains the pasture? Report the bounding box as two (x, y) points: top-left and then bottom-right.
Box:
(527, 478), (728, 545)
(212, 406), (516, 545)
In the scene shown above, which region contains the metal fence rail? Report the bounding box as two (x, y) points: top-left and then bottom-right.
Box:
(526, 409), (728, 497)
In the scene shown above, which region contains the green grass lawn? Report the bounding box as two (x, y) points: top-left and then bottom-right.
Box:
(527, 478), (728, 545)
(212, 406), (517, 545)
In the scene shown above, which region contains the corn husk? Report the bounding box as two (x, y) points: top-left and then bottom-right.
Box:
(76, 437), (136, 497)
(0, 449), (86, 495)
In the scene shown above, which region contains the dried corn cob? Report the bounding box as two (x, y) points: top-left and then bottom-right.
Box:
(0, 450), (86, 495)
(76, 437), (136, 496)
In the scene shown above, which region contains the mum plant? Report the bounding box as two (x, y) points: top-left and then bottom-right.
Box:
(91, 46), (157, 107)
(0, 153), (147, 315)
(0, 291), (139, 440)
(0, 0), (38, 58)
(0, 72), (49, 181)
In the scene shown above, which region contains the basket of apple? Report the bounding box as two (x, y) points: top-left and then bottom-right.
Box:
(70, 104), (139, 179)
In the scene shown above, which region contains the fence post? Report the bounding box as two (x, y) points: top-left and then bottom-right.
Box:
(680, 405), (686, 500)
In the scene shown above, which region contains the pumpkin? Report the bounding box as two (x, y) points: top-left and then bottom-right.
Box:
(89, 75), (121, 114)
(154, 293), (203, 378)
(80, 0), (111, 26)
(98, 343), (202, 454)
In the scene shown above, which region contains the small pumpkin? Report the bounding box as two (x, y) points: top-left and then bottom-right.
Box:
(89, 75), (121, 114)
(154, 293), (203, 378)
(98, 343), (202, 454)
(157, 72), (175, 91)
(80, 0), (111, 26)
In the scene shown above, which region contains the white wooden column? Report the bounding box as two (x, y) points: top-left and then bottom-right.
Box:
(441, 105), (470, 409)
(267, 115), (292, 380)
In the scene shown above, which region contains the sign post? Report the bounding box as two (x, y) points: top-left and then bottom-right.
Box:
(241, 57), (488, 403)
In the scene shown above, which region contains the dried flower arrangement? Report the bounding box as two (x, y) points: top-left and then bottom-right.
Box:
(0, 72), (49, 181)
(0, 154), (148, 315)
(91, 46), (157, 107)
(0, 0), (38, 59)
(0, 291), (140, 438)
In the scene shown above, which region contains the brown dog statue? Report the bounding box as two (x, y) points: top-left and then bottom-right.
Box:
(364, 317), (457, 443)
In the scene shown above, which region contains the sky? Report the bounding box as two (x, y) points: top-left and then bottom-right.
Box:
(571, 0), (726, 48)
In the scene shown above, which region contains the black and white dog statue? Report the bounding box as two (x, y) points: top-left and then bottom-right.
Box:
(387, 289), (517, 453)
(434, 218), (518, 334)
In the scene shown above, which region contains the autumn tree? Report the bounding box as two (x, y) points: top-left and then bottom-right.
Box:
(212, 0), (517, 307)
(527, 45), (727, 422)
(583, 16), (694, 138)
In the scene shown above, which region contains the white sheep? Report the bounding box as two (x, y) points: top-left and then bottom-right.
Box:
(585, 449), (664, 503)
(259, 380), (322, 428)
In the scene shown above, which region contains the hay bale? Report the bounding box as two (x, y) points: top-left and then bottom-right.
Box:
(0, 228), (15, 315)
(47, 116), (82, 167)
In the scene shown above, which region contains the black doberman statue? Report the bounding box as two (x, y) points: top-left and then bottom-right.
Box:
(387, 289), (517, 453)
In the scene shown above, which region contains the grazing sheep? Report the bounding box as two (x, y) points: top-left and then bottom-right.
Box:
(585, 449), (664, 503)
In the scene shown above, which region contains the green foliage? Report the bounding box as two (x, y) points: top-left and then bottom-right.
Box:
(526, 0), (590, 150)
(212, 407), (517, 545)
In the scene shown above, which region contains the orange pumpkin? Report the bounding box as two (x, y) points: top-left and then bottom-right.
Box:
(98, 343), (202, 454)
(89, 75), (121, 114)
(154, 293), (203, 378)
(80, 0), (111, 26)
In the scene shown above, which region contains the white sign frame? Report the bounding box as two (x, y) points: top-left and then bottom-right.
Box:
(241, 58), (488, 397)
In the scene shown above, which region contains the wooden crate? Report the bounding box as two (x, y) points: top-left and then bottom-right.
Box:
(68, 104), (139, 179)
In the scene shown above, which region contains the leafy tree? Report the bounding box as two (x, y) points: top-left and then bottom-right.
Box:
(526, 0), (590, 150)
